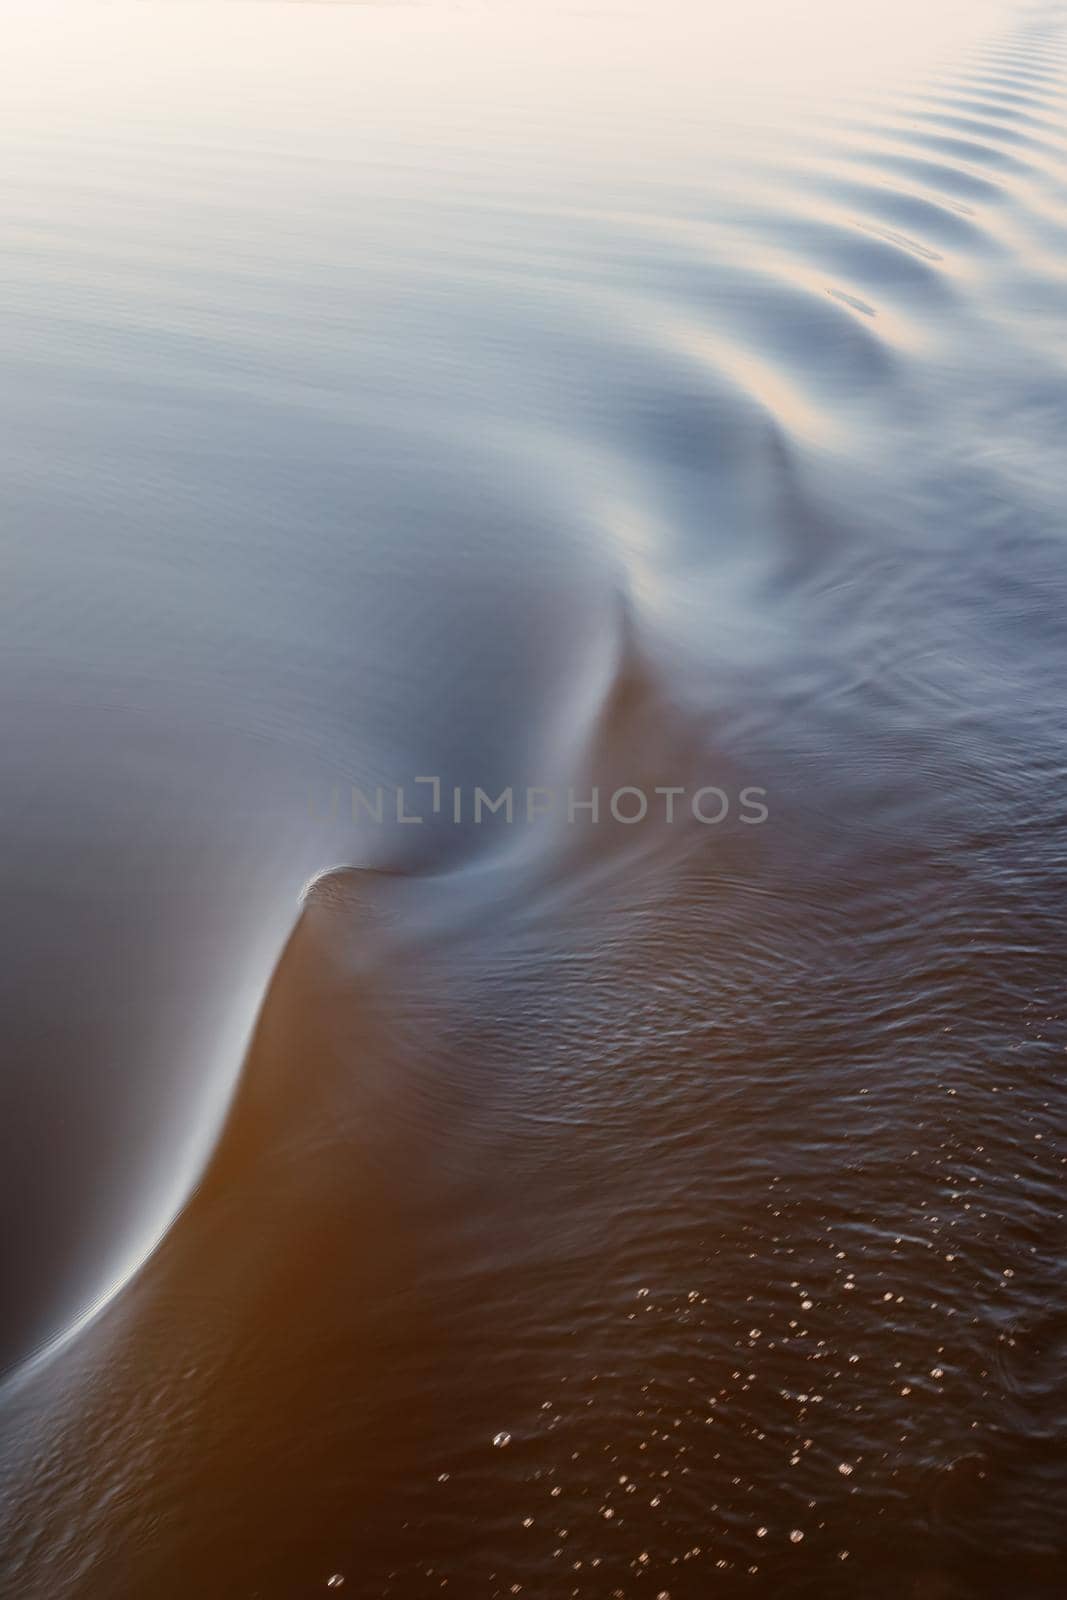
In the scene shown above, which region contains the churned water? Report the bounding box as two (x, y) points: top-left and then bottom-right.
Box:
(0, 2), (1065, 1596)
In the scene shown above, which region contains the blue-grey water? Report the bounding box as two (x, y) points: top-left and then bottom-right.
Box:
(1, 1), (1065, 1595)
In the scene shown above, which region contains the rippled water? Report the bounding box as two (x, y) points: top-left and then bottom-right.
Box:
(1, 1), (1066, 1595)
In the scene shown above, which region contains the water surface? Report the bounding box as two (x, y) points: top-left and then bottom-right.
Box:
(1, 2), (1066, 1596)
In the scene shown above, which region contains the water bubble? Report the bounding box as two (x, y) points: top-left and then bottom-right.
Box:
(790, 1530), (804, 1543)
(493, 1431), (512, 1448)
(326, 1578), (345, 1591)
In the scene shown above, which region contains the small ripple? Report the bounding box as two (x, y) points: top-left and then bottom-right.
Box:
(870, 125), (1032, 174)
(887, 104), (1067, 158)
(853, 221), (942, 264)
(795, 171), (988, 249)
(945, 73), (1064, 112)
(922, 87), (1066, 131)
(844, 147), (1007, 203)
(765, 212), (956, 305)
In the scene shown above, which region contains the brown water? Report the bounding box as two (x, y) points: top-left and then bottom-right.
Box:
(1, 2), (1066, 1596)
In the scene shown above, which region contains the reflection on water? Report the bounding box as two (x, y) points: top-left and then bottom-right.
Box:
(1, 0), (1066, 1595)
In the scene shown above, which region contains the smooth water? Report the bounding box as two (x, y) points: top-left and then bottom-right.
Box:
(1, 2), (1065, 1595)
